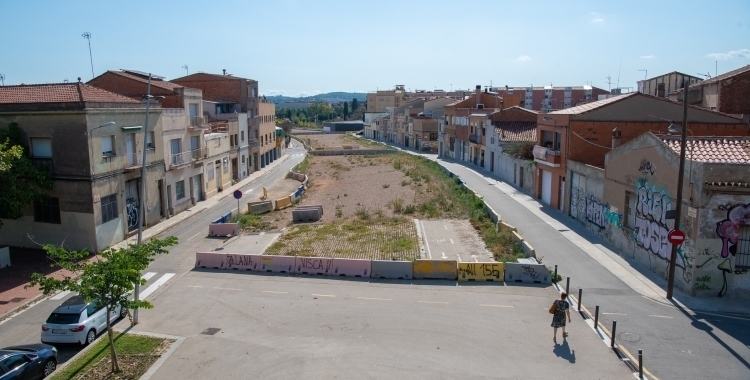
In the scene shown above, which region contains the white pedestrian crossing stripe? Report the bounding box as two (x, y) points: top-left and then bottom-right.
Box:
(50, 290), (71, 300)
(139, 273), (175, 300)
(142, 272), (157, 281)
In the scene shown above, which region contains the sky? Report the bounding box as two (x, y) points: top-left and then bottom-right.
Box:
(1, 0), (749, 97)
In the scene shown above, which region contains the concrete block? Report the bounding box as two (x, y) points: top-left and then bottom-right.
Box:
(370, 260), (413, 279)
(248, 200), (274, 215)
(225, 253), (261, 271)
(332, 258), (371, 277)
(275, 196), (292, 210)
(458, 262), (504, 282)
(292, 205), (323, 222)
(209, 223), (239, 237)
(500, 222), (517, 232)
(413, 259), (457, 280)
(511, 230), (524, 244)
(504, 262), (551, 284)
(295, 257), (333, 275)
(259, 256), (296, 273)
(195, 252), (227, 269)
(521, 241), (536, 258)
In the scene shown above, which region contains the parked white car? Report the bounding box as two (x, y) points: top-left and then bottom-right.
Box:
(40, 296), (126, 346)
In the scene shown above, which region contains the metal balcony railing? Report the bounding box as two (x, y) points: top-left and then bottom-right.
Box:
(469, 134), (481, 144)
(171, 148), (203, 167)
(124, 148), (156, 170)
(30, 157), (53, 173)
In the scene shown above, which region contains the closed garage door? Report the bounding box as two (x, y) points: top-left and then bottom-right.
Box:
(541, 170), (552, 205)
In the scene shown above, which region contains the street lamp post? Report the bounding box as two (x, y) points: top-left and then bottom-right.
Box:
(666, 81), (690, 300)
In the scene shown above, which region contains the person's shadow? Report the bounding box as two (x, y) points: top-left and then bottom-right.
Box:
(553, 339), (576, 363)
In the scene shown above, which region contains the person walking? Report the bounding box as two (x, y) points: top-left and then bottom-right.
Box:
(551, 291), (571, 344)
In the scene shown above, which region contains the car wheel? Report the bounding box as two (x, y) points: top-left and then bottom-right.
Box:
(119, 307), (128, 319)
(84, 329), (96, 346)
(43, 359), (57, 377)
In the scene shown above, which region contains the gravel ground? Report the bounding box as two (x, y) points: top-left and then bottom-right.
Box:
(299, 133), (385, 150)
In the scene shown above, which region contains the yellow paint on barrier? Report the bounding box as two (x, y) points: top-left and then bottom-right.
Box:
(413, 259), (457, 280)
(458, 262), (504, 281)
(275, 196), (292, 210)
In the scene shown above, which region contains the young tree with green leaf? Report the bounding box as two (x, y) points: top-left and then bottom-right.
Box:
(0, 123), (54, 228)
(343, 101), (349, 119)
(28, 236), (178, 373)
(351, 98), (359, 112)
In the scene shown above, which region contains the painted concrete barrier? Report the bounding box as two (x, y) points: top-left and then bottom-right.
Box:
(332, 258), (371, 277)
(225, 253), (261, 271)
(484, 204), (500, 223)
(275, 196), (292, 210)
(500, 222), (517, 232)
(521, 241), (536, 258)
(292, 205), (323, 222)
(370, 260), (413, 279)
(248, 200), (274, 214)
(209, 223), (239, 237)
(295, 257), (333, 275)
(511, 230), (524, 244)
(195, 252), (227, 269)
(457, 262), (504, 281)
(413, 259), (458, 280)
(259, 256), (296, 273)
(504, 262), (551, 284)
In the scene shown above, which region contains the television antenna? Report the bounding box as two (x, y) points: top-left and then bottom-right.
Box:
(81, 32), (95, 79)
(605, 76), (614, 92)
(182, 65), (189, 75)
(0, 73), (4, 86)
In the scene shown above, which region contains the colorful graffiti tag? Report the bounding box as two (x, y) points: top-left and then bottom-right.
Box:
(585, 197), (623, 230)
(634, 178), (675, 262)
(715, 203), (750, 258)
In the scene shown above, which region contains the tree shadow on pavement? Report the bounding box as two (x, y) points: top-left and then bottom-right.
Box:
(553, 339), (576, 363)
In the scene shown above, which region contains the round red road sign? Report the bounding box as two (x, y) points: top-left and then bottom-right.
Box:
(667, 229), (686, 245)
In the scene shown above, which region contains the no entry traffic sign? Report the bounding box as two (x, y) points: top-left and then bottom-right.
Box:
(667, 229), (686, 245)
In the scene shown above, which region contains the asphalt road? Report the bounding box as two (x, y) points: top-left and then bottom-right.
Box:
(0, 143), (307, 366)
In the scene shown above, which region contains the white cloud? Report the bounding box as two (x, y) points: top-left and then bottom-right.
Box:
(705, 49), (750, 60)
(641, 55), (655, 59)
(517, 55), (531, 62)
(590, 12), (605, 24)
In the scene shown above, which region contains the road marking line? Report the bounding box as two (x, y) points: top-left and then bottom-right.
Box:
(649, 315), (673, 319)
(418, 301), (448, 304)
(142, 272), (157, 281)
(312, 294), (335, 297)
(139, 273), (175, 300)
(457, 255), (462, 262)
(450, 238), (454, 244)
(419, 220), (432, 260)
(214, 287), (242, 290)
(244, 188), (254, 194)
(262, 291), (288, 294)
(358, 297), (392, 301)
(641, 295), (676, 308)
(50, 290), (71, 300)
(187, 231), (203, 241)
(602, 312), (628, 316)
(441, 252), (447, 259)
(480, 304), (515, 308)
(444, 225), (447, 230)
(473, 257), (479, 262)
(187, 285), (203, 288)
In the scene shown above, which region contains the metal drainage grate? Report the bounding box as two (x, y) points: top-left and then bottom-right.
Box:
(618, 332), (641, 343)
(201, 328), (221, 336)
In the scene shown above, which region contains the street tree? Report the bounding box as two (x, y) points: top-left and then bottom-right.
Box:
(28, 236), (178, 373)
(286, 108), (292, 119)
(351, 98), (359, 112)
(0, 123), (54, 229)
(343, 101), (349, 119)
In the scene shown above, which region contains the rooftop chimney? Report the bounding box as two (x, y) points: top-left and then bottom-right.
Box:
(475, 85), (481, 107)
(223, 69), (227, 75)
(612, 127), (622, 149)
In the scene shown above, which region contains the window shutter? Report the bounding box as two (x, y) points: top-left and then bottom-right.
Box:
(101, 136), (113, 155)
(31, 138), (52, 157)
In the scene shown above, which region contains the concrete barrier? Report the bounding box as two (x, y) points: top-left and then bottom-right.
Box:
(295, 257), (333, 275)
(275, 196), (292, 210)
(413, 259), (457, 280)
(259, 256), (296, 273)
(332, 258), (371, 277)
(500, 222), (517, 232)
(226, 253), (261, 271)
(504, 262), (551, 284)
(292, 205), (323, 222)
(521, 241), (536, 258)
(209, 223), (239, 237)
(195, 252), (227, 269)
(484, 204), (500, 223)
(458, 262), (504, 281)
(511, 230), (524, 244)
(370, 260), (413, 279)
(248, 200), (274, 214)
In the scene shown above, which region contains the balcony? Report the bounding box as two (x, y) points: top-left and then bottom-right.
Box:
(189, 116), (208, 130)
(124, 148), (156, 170)
(533, 145), (561, 167)
(469, 134), (481, 144)
(30, 157), (54, 173)
(171, 148), (204, 168)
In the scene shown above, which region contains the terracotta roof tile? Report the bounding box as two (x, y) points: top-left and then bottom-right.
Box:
(494, 121), (537, 143)
(102, 70), (184, 91)
(661, 136), (750, 164)
(0, 82), (139, 104)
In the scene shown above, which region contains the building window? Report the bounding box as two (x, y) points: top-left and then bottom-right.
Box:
(241, 155), (245, 164)
(146, 131), (155, 149)
(101, 194), (118, 224)
(30, 138), (52, 157)
(34, 197), (61, 224)
(624, 191), (636, 229)
(175, 180), (185, 200)
(241, 131), (245, 142)
(735, 226), (750, 269)
(207, 165), (214, 180)
(223, 157), (228, 172)
(102, 136), (115, 156)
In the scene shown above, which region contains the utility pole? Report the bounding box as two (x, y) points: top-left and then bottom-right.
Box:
(134, 74), (153, 325)
(82, 32), (94, 79)
(638, 69), (648, 81)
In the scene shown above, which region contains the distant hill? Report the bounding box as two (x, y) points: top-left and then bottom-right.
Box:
(267, 92), (366, 105)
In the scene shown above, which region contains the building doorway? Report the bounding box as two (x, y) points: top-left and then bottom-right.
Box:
(541, 170), (552, 205)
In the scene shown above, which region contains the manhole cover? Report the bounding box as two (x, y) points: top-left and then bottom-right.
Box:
(201, 328), (221, 335)
(619, 332), (641, 343)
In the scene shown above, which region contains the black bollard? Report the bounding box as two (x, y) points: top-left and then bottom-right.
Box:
(611, 320), (617, 348)
(565, 276), (570, 295)
(578, 288), (582, 311)
(594, 305), (600, 331)
(554, 265), (558, 282)
(638, 349), (643, 379)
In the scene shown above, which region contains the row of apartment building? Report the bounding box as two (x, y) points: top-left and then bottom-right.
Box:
(0, 70), (282, 253)
(364, 66), (750, 298)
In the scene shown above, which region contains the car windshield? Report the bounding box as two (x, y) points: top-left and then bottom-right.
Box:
(46, 312), (80, 324)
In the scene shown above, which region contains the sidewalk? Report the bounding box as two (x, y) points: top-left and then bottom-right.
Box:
(0, 150), (296, 320)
